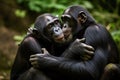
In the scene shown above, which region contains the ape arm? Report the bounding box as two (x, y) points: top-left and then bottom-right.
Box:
(58, 25), (109, 79)
(10, 36), (43, 80)
(62, 38), (94, 60)
(30, 48), (107, 80)
(84, 25), (109, 49)
(58, 48), (107, 79)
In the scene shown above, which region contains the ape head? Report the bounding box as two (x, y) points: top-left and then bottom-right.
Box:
(61, 5), (96, 41)
(33, 13), (65, 44)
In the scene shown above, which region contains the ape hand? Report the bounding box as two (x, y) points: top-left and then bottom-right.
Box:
(68, 38), (95, 60)
(30, 48), (58, 69)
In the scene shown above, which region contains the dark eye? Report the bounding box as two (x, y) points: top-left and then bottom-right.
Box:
(63, 24), (67, 28)
(55, 20), (60, 24)
(55, 20), (57, 23)
(61, 17), (65, 22)
(47, 24), (53, 29)
(63, 22), (69, 28)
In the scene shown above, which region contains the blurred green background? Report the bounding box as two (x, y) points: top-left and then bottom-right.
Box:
(0, 0), (120, 79)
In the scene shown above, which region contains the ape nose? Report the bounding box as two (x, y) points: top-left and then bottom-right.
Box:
(54, 27), (62, 35)
(54, 27), (60, 32)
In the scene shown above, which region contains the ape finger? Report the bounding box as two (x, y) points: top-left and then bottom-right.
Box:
(81, 43), (94, 51)
(31, 61), (39, 68)
(84, 49), (94, 55)
(30, 54), (44, 58)
(29, 57), (38, 62)
(84, 55), (92, 59)
(81, 55), (92, 61)
(30, 55), (37, 58)
(75, 38), (85, 43)
(81, 56), (89, 61)
(30, 60), (37, 65)
(78, 38), (86, 43)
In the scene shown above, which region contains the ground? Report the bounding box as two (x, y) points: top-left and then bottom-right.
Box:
(0, 27), (18, 80)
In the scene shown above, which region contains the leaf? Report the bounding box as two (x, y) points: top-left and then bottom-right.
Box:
(14, 9), (26, 18)
(83, 1), (93, 9)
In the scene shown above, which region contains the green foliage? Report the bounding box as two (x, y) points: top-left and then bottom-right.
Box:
(107, 22), (120, 52)
(111, 30), (120, 52)
(92, 11), (118, 25)
(16, 0), (93, 16)
(112, 30), (120, 43)
(13, 24), (34, 45)
(108, 25), (120, 51)
(14, 34), (25, 45)
(15, 9), (26, 18)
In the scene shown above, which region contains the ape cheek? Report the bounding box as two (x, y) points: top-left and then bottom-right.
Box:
(54, 38), (66, 43)
(53, 33), (66, 43)
(61, 26), (73, 43)
(65, 34), (73, 43)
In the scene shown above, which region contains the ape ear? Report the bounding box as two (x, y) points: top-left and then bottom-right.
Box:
(78, 11), (87, 23)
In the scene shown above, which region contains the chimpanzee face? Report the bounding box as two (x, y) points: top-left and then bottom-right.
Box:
(44, 15), (66, 43)
(61, 14), (76, 43)
(61, 9), (88, 43)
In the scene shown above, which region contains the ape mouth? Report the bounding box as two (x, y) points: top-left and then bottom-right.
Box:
(64, 32), (71, 39)
(64, 34), (70, 39)
(55, 34), (65, 42)
(63, 29), (71, 39)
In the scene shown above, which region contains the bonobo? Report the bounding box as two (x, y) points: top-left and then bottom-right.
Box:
(10, 13), (94, 80)
(30, 5), (119, 80)
(61, 5), (120, 80)
(61, 5), (119, 63)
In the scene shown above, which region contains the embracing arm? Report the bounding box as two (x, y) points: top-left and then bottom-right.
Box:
(30, 48), (107, 79)
(59, 49), (107, 79)
(10, 36), (43, 80)
(62, 38), (94, 60)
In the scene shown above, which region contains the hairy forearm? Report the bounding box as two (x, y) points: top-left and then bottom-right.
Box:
(38, 55), (93, 78)
(40, 49), (107, 79)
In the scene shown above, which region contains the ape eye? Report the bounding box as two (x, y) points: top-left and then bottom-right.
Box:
(63, 25), (67, 28)
(48, 24), (53, 29)
(55, 20), (58, 23)
(62, 17), (71, 22)
(61, 18), (66, 22)
(54, 20), (60, 24)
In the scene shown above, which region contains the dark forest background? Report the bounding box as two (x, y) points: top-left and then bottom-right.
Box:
(0, 0), (120, 79)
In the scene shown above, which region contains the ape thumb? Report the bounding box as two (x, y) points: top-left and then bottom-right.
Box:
(79, 38), (85, 42)
(41, 48), (48, 54)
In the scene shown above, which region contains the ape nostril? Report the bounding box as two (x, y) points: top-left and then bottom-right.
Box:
(58, 28), (60, 30)
(54, 27), (61, 32)
(55, 30), (58, 32)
